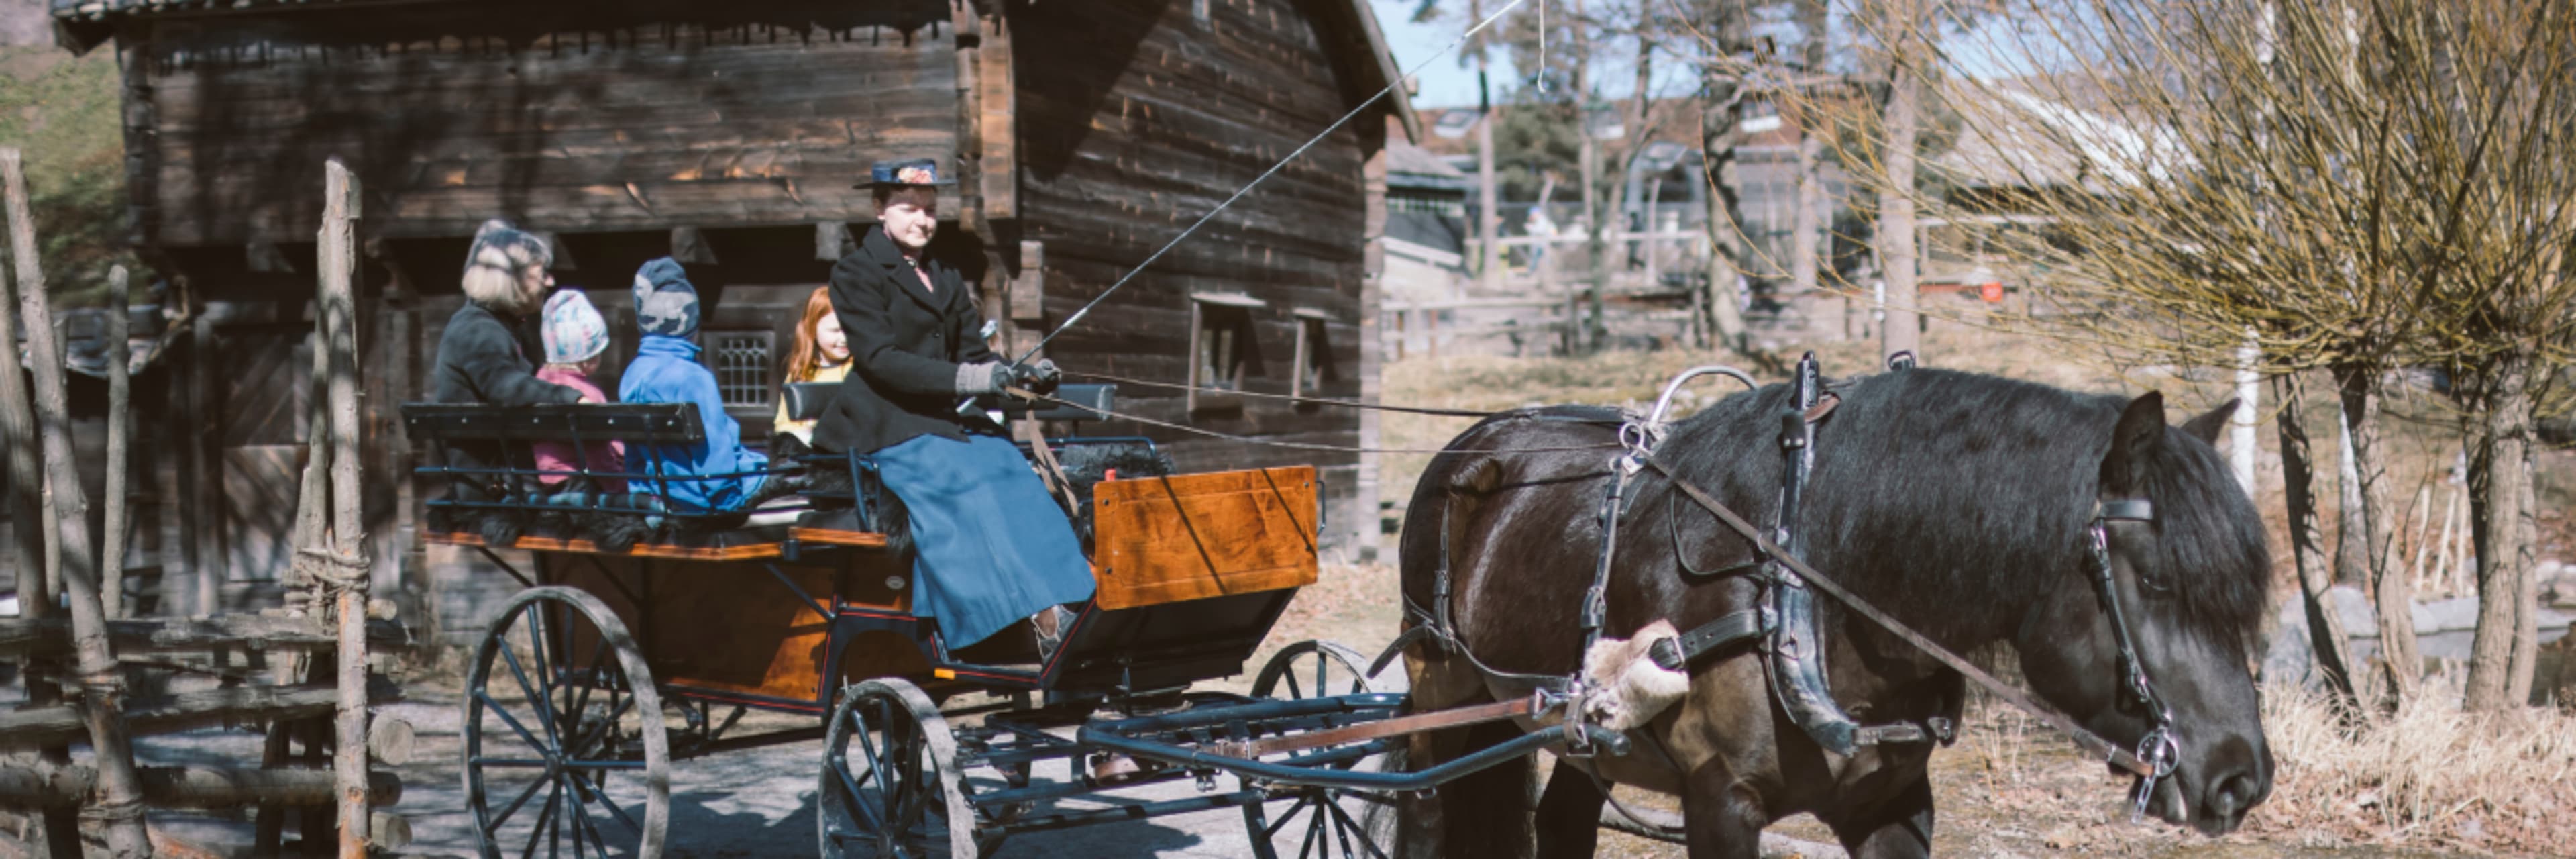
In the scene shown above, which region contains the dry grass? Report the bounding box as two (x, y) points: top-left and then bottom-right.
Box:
(2245, 674), (2576, 854)
(1902, 677), (2576, 857)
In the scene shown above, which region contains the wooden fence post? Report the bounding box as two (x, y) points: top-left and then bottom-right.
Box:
(319, 158), (372, 859)
(0, 150), (82, 859)
(103, 266), (131, 618)
(0, 233), (40, 619)
(5, 148), (155, 858)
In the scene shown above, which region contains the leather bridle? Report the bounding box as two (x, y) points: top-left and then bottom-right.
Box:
(2086, 498), (2182, 821)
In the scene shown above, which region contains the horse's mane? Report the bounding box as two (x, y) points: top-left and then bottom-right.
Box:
(1661, 368), (2271, 654)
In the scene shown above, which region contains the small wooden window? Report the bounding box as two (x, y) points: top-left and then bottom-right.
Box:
(706, 332), (775, 407)
(1291, 308), (1335, 399)
(1187, 293), (1265, 413)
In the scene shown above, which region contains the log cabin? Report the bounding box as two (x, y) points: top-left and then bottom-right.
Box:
(52, 0), (1418, 644)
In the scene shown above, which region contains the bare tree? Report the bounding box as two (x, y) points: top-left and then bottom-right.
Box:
(1688, 0), (1755, 354)
(1790, 0), (1832, 331)
(2407, 2), (2576, 709)
(1901, 0), (2576, 708)
(1873, 0), (1926, 364)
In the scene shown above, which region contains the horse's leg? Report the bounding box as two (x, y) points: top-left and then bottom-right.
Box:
(1823, 774), (1935, 859)
(1422, 721), (1537, 858)
(1399, 647), (1534, 858)
(1533, 758), (1605, 858)
(1679, 763), (1768, 859)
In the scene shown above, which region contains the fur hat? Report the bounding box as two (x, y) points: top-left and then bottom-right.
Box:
(632, 257), (700, 339)
(460, 219), (553, 313)
(541, 289), (610, 364)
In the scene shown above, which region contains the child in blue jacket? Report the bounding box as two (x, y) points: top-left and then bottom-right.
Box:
(618, 258), (771, 511)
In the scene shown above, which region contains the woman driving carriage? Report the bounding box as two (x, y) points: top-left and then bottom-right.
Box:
(808, 158), (1093, 654)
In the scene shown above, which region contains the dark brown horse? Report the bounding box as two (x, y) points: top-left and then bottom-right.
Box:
(1396, 368), (2274, 858)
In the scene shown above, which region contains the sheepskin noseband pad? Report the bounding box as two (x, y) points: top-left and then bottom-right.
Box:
(1580, 619), (1695, 731)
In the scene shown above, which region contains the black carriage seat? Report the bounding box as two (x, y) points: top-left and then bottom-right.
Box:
(400, 402), (886, 558)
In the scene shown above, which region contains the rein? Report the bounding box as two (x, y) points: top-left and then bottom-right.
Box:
(1016, 389), (1622, 456)
(1063, 372), (1501, 418)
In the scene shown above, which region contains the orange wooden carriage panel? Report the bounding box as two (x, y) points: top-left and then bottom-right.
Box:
(1088, 466), (1320, 611)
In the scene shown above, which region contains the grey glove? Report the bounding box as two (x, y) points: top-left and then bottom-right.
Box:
(1012, 360), (1063, 395)
(955, 361), (1010, 396)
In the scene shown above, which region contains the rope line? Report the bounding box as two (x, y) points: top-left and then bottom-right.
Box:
(1016, 0), (1538, 362)
(1012, 389), (1616, 456)
(1063, 371), (1500, 417)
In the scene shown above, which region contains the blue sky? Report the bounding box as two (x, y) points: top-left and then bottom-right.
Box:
(1368, 0), (1523, 108)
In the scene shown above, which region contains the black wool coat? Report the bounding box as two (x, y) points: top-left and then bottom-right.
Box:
(811, 226), (999, 455)
(431, 301), (582, 489)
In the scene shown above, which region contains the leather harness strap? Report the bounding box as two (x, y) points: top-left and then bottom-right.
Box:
(1801, 392), (1841, 423)
(1638, 454), (2161, 779)
(1646, 607), (1768, 672)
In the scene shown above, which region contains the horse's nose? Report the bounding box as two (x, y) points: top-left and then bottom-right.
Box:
(2197, 767), (2264, 834)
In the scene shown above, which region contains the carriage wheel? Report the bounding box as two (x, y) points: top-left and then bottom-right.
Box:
(818, 678), (991, 858)
(1249, 640), (1403, 859)
(464, 587), (669, 859)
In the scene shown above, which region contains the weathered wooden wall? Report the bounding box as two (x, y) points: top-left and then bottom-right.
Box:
(1012, 0), (1377, 540)
(121, 1), (962, 246)
(99, 0), (1399, 643)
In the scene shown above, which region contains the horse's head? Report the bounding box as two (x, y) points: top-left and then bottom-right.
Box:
(2016, 392), (2273, 835)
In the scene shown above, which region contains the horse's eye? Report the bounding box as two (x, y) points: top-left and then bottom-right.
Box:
(2135, 571), (2175, 597)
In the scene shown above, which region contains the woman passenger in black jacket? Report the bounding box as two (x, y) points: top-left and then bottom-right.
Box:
(430, 220), (583, 540)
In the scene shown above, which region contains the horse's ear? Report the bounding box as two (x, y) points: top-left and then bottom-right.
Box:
(2102, 391), (2166, 495)
(2180, 398), (2237, 446)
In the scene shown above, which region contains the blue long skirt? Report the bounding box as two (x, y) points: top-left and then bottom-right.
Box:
(871, 433), (1095, 647)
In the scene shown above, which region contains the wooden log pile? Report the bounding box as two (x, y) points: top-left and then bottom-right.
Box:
(0, 152), (406, 858)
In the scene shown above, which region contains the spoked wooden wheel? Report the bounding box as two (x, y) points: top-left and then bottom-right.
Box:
(464, 587), (669, 858)
(818, 679), (987, 858)
(1249, 640), (1403, 859)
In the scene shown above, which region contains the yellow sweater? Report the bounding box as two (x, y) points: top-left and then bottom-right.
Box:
(773, 361), (850, 443)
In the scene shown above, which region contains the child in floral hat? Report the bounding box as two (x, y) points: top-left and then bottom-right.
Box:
(532, 289), (627, 493)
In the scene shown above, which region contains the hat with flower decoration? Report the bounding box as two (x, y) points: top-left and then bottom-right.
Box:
(540, 289), (612, 364)
(857, 158), (956, 191)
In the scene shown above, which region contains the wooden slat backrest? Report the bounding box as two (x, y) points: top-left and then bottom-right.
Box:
(398, 403), (705, 444)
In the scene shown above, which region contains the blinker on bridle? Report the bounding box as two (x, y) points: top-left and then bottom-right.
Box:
(2088, 497), (2181, 822)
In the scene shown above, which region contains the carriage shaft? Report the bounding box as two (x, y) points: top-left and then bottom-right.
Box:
(1207, 697), (1534, 760)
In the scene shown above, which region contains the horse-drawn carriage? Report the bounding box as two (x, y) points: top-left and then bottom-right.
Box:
(401, 356), (2278, 859)
(400, 385), (1576, 858)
